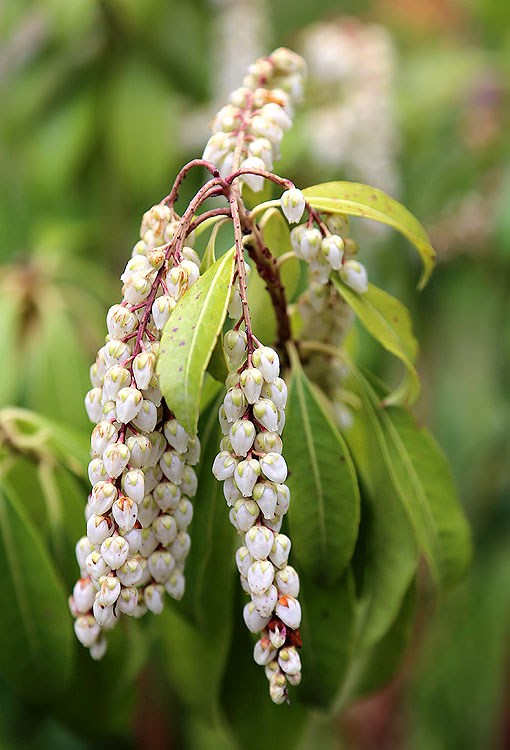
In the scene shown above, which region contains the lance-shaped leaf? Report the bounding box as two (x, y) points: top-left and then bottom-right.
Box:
(350, 368), (472, 591)
(0, 480), (73, 699)
(199, 217), (229, 272)
(285, 346), (360, 585)
(332, 278), (420, 407)
(157, 248), (235, 436)
(303, 181), (435, 288)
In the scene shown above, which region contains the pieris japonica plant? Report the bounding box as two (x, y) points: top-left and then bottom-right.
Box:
(71, 46), (470, 716)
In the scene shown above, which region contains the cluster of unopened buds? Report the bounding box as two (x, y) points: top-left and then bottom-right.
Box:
(213, 333), (302, 704)
(70, 204), (201, 659)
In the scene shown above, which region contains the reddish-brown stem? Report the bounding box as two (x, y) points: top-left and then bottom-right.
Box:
(226, 167), (294, 192)
(162, 158), (225, 207)
(187, 207), (232, 235)
(228, 190), (256, 366)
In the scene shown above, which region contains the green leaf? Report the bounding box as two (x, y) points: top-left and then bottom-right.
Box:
(157, 248), (235, 436)
(333, 278), (420, 407)
(200, 218), (229, 273)
(285, 346), (360, 585)
(207, 337), (229, 383)
(0, 481), (73, 700)
(303, 181), (436, 288)
(298, 569), (357, 710)
(350, 368), (472, 590)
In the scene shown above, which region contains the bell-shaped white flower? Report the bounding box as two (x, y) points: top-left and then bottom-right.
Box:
(163, 419), (190, 455)
(229, 419), (256, 457)
(103, 442), (130, 479)
(234, 459), (261, 497)
(245, 525), (274, 560)
(321, 234), (344, 270)
(117, 586), (138, 615)
(145, 583), (165, 615)
(143, 465), (163, 494)
(223, 476), (241, 506)
(152, 294), (177, 330)
(240, 156), (266, 192)
(275, 565), (300, 597)
(243, 601), (271, 633)
(276, 408), (286, 436)
(89, 636), (108, 661)
(260, 453), (287, 483)
(73, 577), (96, 613)
(153, 513), (178, 546)
(103, 365), (131, 402)
(154, 481), (181, 512)
(253, 481), (277, 519)
(340, 259), (368, 294)
(223, 329), (247, 367)
(90, 421), (118, 457)
(84, 388), (103, 423)
(299, 228), (322, 262)
(101, 400), (117, 422)
(280, 188), (305, 224)
(101, 536), (130, 569)
(115, 387), (143, 424)
(223, 387), (247, 421)
(125, 435), (152, 469)
(275, 484), (290, 515)
(253, 431), (282, 455)
(165, 570), (185, 601)
(248, 559), (275, 596)
(117, 558), (143, 587)
(180, 466), (198, 498)
(103, 340), (131, 368)
(170, 531), (191, 562)
(74, 615), (101, 647)
(121, 468), (145, 504)
(269, 673), (287, 705)
(264, 513), (283, 534)
(234, 499), (260, 531)
(184, 436), (201, 466)
(174, 498), (193, 530)
(261, 377), (288, 409)
(137, 494), (159, 528)
(253, 399), (278, 432)
(120, 525), (142, 554)
(252, 584), (278, 618)
(252, 347), (280, 383)
(75, 537), (93, 570)
(275, 595), (301, 629)
(122, 273), (152, 304)
(270, 533), (291, 568)
(142, 378), (162, 407)
(278, 646), (301, 676)
(139, 527), (158, 557)
(86, 551), (111, 580)
(132, 352), (156, 390)
(98, 575), (121, 607)
(147, 432), (166, 467)
(248, 137), (273, 170)
(253, 637), (277, 666)
(212, 451), (237, 481)
(148, 550), (175, 583)
(239, 367), (263, 404)
(159, 450), (185, 484)
(86, 513), (113, 546)
(235, 546), (253, 578)
(89, 481), (117, 516)
(112, 495), (137, 531)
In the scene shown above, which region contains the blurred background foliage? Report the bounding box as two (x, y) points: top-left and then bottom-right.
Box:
(0, 0), (508, 748)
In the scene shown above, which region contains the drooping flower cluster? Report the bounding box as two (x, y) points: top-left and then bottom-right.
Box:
(70, 204), (201, 658)
(212, 331), (302, 705)
(202, 46), (306, 188)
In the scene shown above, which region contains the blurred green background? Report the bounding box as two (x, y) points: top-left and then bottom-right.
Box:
(0, 0), (508, 748)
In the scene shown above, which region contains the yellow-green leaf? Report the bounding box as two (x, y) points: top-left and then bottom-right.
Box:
(303, 181), (435, 288)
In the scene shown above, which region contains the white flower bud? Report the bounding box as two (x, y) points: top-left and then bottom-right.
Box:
(248, 137), (273, 169)
(148, 550), (175, 583)
(147, 432), (167, 466)
(121, 525), (142, 554)
(89, 481), (117, 515)
(269, 673), (287, 705)
(240, 575), (251, 594)
(234, 499), (259, 531)
(212, 451), (237, 481)
(280, 188), (305, 224)
(98, 575), (121, 607)
(90, 421), (118, 457)
(321, 235), (344, 270)
(103, 442), (130, 479)
(139, 527), (158, 557)
(182, 246), (200, 266)
(229, 419), (256, 457)
(252, 584), (278, 618)
(84, 388), (103, 422)
(340, 259), (368, 294)
(152, 294), (177, 330)
(180, 466), (198, 498)
(249, 115), (283, 145)
(117, 586), (138, 615)
(93, 596), (115, 627)
(181, 258), (199, 289)
(239, 367), (263, 404)
(235, 546), (253, 578)
(252, 347), (280, 383)
(115, 387), (143, 424)
(153, 514), (178, 546)
(122, 273), (152, 304)
(275, 484), (290, 516)
(218, 404), (230, 434)
(264, 514), (283, 534)
(223, 388), (247, 421)
(101, 400), (117, 422)
(248, 559), (275, 596)
(243, 602), (271, 633)
(275, 595), (301, 629)
(234, 459), (261, 497)
(86, 513), (113, 546)
(265, 660), (280, 681)
(254, 637), (277, 666)
(153, 481), (181, 512)
(143, 465), (163, 494)
(74, 615), (101, 647)
(103, 340), (131, 368)
(163, 419), (190, 454)
(137, 494), (159, 528)
(165, 570), (185, 600)
(270, 534), (291, 569)
(325, 212), (349, 236)
(101, 536), (130, 569)
(240, 156), (266, 192)
(89, 636), (108, 661)
(276, 408), (285, 436)
(132, 352), (156, 390)
(125, 435), (152, 469)
(142, 379), (162, 406)
(223, 476), (241, 506)
(103, 366), (132, 402)
(245, 525), (274, 560)
(262, 377), (288, 410)
(229, 506), (240, 532)
(160, 451), (185, 484)
(260, 453), (287, 484)
(278, 646), (301, 675)
(253, 431), (282, 455)
(275, 565), (300, 597)
(309, 252), (331, 285)
(117, 558), (143, 587)
(73, 577), (96, 613)
(269, 623), (286, 649)
(86, 551), (111, 580)
(76, 537), (93, 570)
(252, 481), (277, 519)
(170, 531), (191, 561)
(253, 399), (278, 432)
(299, 228), (322, 262)
(184, 436), (200, 466)
(174, 498), (193, 530)
(223, 329), (247, 367)
(121, 469), (146, 504)
(112, 495), (137, 531)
